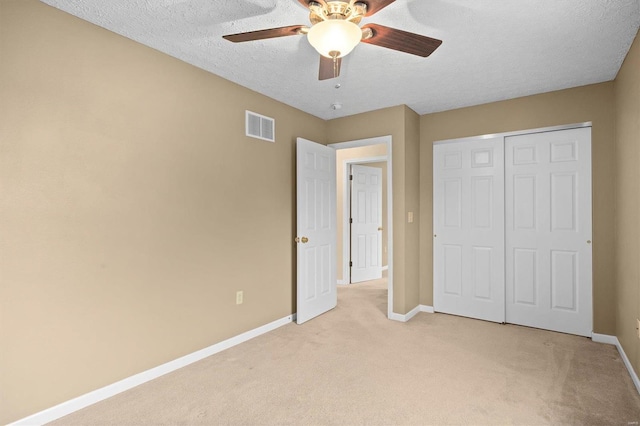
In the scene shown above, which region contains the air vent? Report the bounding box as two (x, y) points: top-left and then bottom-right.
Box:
(246, 111), (275, 142)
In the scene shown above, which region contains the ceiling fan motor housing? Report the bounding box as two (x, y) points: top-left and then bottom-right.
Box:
(308, 1), (367, 25)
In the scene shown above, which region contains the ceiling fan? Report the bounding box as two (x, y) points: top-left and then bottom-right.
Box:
(223, 0), (442, 80)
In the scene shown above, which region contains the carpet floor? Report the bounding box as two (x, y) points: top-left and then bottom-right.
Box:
(53, 277), (640, 425)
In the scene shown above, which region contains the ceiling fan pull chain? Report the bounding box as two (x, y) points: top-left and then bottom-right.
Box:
(328, 50), (340, 79)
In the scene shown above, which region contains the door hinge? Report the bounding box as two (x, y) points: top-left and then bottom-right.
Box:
(350, 175), (353, 180)
(349, 261), (353, 267)
(350, 218), (353, 224)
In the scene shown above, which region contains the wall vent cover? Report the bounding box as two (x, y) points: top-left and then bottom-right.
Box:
(246, 110), (275, 142)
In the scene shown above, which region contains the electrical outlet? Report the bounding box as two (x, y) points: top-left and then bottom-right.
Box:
(408, 211), (414, 223)
(236, 291), (243, 305)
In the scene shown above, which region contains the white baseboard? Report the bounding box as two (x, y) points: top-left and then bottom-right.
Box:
(388, 312), (405, 322)
(389, 305), (421, 322)
(591, 333), (640, 395)
(591, 333), (618, 345)
(404, 305), (421, 321)
(10, 314), (295, 426)
(389, 305), (434, 322)
(337, 279), (348, 285)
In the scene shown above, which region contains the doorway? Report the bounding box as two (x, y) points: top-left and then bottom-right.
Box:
(328, 136), (394, 319)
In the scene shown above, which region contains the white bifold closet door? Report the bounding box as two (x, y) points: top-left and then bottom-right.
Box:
(505, 127), (592, 337)
(433, 137), (505, 323)
(434, 127), (592, 337)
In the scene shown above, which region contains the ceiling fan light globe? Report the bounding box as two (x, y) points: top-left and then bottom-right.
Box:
(307, 20), (362, 58)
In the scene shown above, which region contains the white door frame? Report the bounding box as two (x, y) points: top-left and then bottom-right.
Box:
(328, 136), (394, 320)
(345, 157), (387, 284)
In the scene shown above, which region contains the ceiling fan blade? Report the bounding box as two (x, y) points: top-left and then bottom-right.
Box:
(361, 0), (396, 16)
(319, 55), (342, 80)
(361, 23), (442, 57)
(223, 25), (305, 43)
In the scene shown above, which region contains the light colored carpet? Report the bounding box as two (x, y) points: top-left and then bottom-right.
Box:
(53, 277), (640, 425)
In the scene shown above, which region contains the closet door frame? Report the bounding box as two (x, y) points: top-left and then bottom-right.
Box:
(433, 122), (593, 336)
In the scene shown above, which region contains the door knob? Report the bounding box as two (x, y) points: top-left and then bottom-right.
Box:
(301, 237), (309, 243)
(378, 227), (383, 231)
(587, 240), (591, 244)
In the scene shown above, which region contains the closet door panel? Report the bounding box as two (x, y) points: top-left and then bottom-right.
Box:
(433, 138), (505, 323)
(505, 127), (592, 337)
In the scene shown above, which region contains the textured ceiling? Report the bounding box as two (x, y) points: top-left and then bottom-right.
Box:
(41, 0), (640, 120)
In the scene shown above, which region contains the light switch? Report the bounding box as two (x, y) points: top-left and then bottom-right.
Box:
(408, 212), (414, 223)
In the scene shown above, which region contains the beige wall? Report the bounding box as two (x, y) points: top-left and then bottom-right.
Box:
(419, 82), (617, 335)
(404, 107), (421, 310)
(0, 1), (326, 423)
(335, 145), (388, 282)
(614, 30), (640, 379)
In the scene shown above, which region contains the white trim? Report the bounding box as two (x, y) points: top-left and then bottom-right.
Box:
(616, 339), (640, 394)
(9, 314), (295, 426)
(420, 305), (435, 313)
(433, 122), (592, 145)
(591, 333), (618, 345)
(329, 136), (390, 150)
(389, 305), (421, 322)
(382, 265), (389, 271)
(388, 312), (405, 322)
(337, 279), (348, 285)
(591, 333), (640, 395)
(328, 136), (394, 320)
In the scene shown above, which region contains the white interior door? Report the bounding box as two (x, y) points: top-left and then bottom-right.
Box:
(433, 137), (505, 323)
(505, 127), (592, 336)
(350, 164), (383, 283)
(296, 138), (337, 324)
